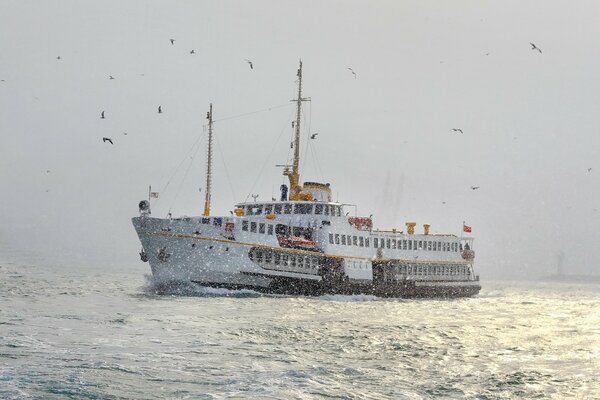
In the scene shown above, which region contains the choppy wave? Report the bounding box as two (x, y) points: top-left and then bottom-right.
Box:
(1, 261), (599, 399)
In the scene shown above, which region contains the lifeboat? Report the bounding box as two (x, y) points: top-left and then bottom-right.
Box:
(462, 249), (475, 261)
(277, 235), (317, 250)
(348, 217), (373, 230)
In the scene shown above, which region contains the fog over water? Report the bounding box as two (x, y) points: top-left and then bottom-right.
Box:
(1, 1), (599, 279)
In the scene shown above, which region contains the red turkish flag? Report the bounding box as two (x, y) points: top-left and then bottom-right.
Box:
(463, 224), (472, 233)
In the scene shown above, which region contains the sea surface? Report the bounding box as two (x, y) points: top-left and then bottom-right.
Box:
(1, 259), (599, 399)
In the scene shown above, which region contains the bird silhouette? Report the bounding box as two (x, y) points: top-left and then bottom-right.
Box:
(100, 111), (105, 119)
(291, 121), (295, 128)
(347, 67), (357, 78)
(102, 137), (113, 144)
(451, 128), (463, 134)
(123, 132), (128, 135)
(244, 59), (253, 69)
(190, 49), (195, 54)
(109, 75), (115, 80)
(530, 42), (542, 53)
(158, 105), (162, 114)
(56, 56), (61, 60)
(170, 39), (175, 45)
(470, 186), (480, 190)
(588, 168), (592, 172)
(310, 133), (318, 139)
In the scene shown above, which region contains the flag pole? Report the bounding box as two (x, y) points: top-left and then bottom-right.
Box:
(148, 185), (151, 202)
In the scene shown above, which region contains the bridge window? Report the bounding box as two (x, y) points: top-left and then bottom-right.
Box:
(329, 233), (334, 244)
(408, 240), (413, 250)
(213, 218), (222, 227)
(374, 238), (379, 248)
(341, 235), (347, 245)
(250, 222), (257, 233)
(274, 253), (281, 265)
(427, 241), (432, 251)
(294, 204), (313, 214)
(265, 251), (272, 263)
(335, 234), (340, 244)
(201, 218), (210, 224)
(353, 236), (358, 246)
(246, 205), (263, 215)
(264, 204), (273, 214)
(359, 237), (364, 247)
(267, 224), (273, 235)
(345, 235), (351, 245)
(274, 204), (283, 214)
(391, 240), (396, 249)
(259, 223), (265, 234)
(324, 205), (330, 215)
(365, 238), (370, 247)
(418, 240), (423, 250)
(284, 203), (292, 214)
(315, 204), (323, 214)
(242, 221), (248, 231)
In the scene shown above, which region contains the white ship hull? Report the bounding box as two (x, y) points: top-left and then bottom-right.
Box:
(132, 216), (481, 298)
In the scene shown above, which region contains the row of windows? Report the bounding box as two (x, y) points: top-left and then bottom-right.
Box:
(374, 238), (458, 252)
(392, 264), (471, 276)
(242, 220), (274, 235)
(329, 233), (370, 247)
(248, 250), (320, 270)
(245, 203), (342, 216)
(201, 217), (223, 227)
(328, 233), (458, 252)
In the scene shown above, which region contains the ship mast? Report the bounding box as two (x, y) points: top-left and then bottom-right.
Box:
(203, 103), (213, 216)
(288, 59), (311, 201)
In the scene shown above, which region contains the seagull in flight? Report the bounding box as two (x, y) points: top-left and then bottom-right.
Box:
(170, 38), (175, 45)
(158, 105), (162, 114)
(588, 168), (592, 172)
(530, 42), (542, 53)
(347, 67), (357, 79)
(56, 56), (61, 60)
(190, 49), (195, 54)
(100, 111), (105, 119)
(109, 75), (115, 80)
(310, 133), (318, 139)
(470, 186), (480, 190)
(102, 137), (113, 144)
(244, 59), (253, 69)
(451, 128), (463, 134)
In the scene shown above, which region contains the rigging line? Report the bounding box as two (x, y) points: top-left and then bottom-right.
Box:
(244, 107), (297, 202)
(309, 141), (325, 182)
(152, 131), (204, 208)
(168, 134), (204, 214)
(301, 102), (311, 180)
(214, 132), (238, 204)
(212, 103), (293, 123)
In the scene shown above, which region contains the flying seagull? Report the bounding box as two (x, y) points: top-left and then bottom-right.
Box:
(310, 133), (318, 139)
(530, 42), (542, 53)
(170, 38), (175, 45)
(470, 186), (480, 190)
(109, 75), (115, 80)
(244, 59), (253, 69)
(451, 128), (463, 134)
(588, 168), (592, 172)
(347, 67), (357, 79)
(56, 56), (61, 60)
(190, 49), (195, 54)
(100, 111), (105, 119)
(158, 105), (162, 114)
(123, 132), (128, 135)
(102, 137), (113, 144)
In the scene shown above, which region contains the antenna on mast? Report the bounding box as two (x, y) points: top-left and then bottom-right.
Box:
(203, 103), (213, 216)
(286, 59), (312, 201)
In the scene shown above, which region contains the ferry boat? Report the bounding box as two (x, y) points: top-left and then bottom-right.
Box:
(132, 61), (481, 298)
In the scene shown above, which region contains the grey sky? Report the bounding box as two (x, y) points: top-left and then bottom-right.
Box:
(1, 1), (599, 279)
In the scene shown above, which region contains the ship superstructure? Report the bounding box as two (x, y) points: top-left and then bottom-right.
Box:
(132, 61), (480, 298)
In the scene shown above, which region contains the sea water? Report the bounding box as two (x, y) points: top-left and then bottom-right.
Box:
(1, 259), (599, 399)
